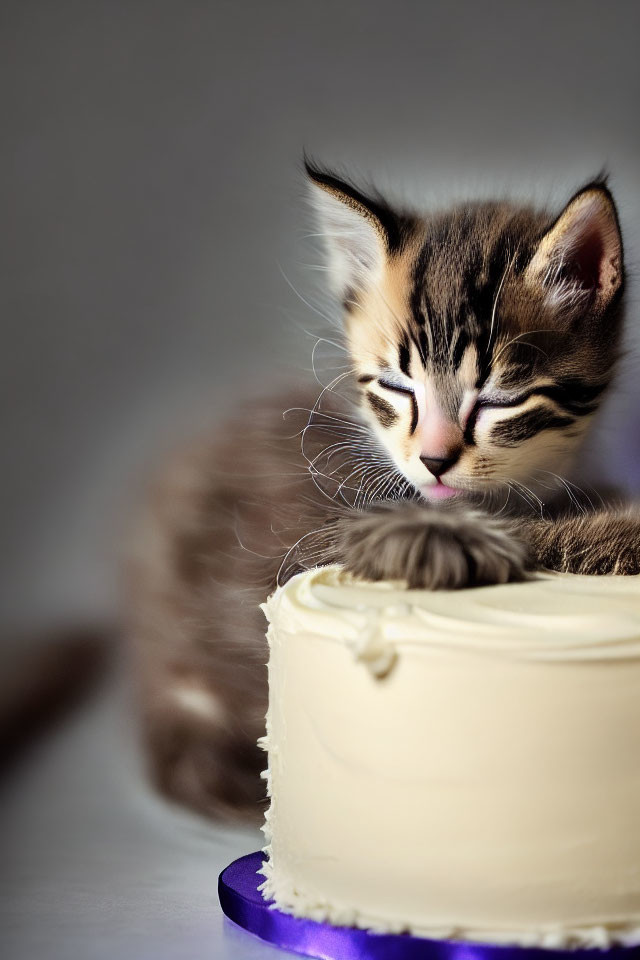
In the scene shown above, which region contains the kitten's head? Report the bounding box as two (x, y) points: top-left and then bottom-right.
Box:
(307, 161), (624, 505)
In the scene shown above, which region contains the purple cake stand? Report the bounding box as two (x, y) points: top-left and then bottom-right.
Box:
(219, 853), (640, 960)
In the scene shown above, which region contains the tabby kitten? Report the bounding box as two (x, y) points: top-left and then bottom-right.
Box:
(130, 162), (638, 822)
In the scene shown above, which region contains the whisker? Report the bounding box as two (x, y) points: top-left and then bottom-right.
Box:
(486, 249), (517, 358)
(491, 329), (556, 366)
(277, 262), (339, 330)
(508, 479), (546, 517)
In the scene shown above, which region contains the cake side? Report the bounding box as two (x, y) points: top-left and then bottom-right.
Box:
(259, 566), (640, 948)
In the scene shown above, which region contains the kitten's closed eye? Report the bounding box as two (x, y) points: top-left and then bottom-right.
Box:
(375, 378), (419, 434)
(462, 397), (523, 444)
(476, 395), (530, 410)
(377, 378), (415, 398)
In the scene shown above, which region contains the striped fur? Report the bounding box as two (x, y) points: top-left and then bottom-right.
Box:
(305, 165), (624, 501)
(130, 165), (638, 824)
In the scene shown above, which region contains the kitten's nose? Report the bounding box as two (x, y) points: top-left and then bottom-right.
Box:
(418, 392), (463, 478)
(420, 454), (459, 478)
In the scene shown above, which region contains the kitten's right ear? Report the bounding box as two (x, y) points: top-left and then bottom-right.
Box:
(305, 159), (401, 300)
(525, 180), (623, 317)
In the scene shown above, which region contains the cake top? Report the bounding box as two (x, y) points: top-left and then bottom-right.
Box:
(264, 566), (640, 676)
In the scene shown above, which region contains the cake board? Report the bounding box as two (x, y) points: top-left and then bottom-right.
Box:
(219, 853), (640, 960)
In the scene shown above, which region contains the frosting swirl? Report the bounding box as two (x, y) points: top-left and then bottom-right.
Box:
(265, 565), (640, 668)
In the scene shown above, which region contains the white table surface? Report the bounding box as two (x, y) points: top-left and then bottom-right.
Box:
(0, 675), (292, 960)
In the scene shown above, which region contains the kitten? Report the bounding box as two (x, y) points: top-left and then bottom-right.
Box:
(129, 161), (638, 822)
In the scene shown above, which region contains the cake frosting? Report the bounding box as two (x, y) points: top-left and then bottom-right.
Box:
(259, 566), (640, 948)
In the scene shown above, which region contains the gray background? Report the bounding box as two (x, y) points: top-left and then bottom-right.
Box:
(1, 3), (639, 958)
(2, 0), (640, 630)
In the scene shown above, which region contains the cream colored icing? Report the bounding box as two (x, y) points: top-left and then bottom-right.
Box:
(259, 566), (640, 947)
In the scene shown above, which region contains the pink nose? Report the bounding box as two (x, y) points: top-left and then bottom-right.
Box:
(420, 409), (463, 474)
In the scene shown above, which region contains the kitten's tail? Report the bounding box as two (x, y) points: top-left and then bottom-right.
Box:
(0, 625), (114, 776)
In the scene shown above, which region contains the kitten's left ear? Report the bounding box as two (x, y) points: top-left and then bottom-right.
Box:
(525, 181), (623, 316)
(305, 159), (404, 299)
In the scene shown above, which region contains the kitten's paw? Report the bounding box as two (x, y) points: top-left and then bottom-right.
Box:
(528, 513), (640, 576)
(334, 502), (528, 590)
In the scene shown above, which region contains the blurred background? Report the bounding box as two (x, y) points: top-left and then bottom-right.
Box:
(1, 2), (639, 958)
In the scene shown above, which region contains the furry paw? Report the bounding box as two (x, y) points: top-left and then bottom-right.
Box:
(334, 502), (529, 590)
(527, 512), (640, 576)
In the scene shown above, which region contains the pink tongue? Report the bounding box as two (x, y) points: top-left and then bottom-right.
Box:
(425, 483), (458, 499)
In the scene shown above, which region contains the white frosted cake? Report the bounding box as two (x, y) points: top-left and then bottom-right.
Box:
(259, 566), (640, 948)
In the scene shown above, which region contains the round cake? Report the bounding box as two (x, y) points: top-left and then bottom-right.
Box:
(258, 566), (640, 948)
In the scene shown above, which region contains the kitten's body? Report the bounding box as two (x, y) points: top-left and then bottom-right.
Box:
(130, 168), (639, 822)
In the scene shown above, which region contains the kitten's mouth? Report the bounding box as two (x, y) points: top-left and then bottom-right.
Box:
(420, 480), (461, 500)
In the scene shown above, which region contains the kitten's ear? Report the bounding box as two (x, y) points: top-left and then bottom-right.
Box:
(305, 160), (401, 299)
(525, 181), (623, 316)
